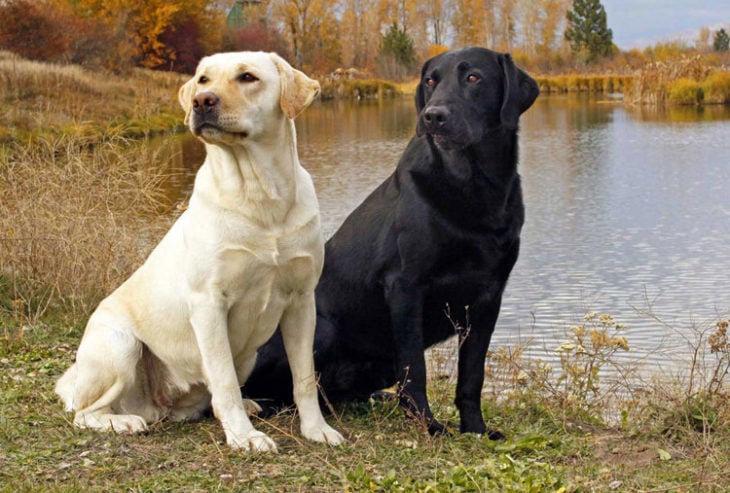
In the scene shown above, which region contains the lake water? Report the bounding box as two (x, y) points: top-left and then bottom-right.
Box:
(155, 95), (730, 375)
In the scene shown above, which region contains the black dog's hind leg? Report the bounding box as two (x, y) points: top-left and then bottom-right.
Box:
(454, 300), (505, 439)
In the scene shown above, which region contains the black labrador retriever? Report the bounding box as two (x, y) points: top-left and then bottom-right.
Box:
(244, 47), (539, 436)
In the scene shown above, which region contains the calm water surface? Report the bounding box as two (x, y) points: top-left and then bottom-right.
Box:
(157, 96), (730, 373)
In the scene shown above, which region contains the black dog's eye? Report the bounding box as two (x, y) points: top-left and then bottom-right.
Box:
(425, 77), (436, 88)
(237, 72), (258, 83)
(198, 75), (209, 84)
(467, 74), (480, 84)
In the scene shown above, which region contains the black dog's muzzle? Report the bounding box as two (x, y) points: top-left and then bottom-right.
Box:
(417, 103), (475, 150)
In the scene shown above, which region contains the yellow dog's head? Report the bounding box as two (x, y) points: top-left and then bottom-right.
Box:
(178, 52), (320, 144)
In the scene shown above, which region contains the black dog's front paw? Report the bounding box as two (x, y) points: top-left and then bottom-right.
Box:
(460, 422), (506, 440)
(427, 419), (452, 436)
(484, 428), (506, 440)
(459, 414), (506, 440)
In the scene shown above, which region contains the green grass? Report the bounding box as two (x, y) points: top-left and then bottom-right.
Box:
(2, 311), (728, 492)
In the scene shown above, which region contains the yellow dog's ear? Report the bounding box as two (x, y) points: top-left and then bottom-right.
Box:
(270, 53), (320, 119)
(178, 76), (197, 126)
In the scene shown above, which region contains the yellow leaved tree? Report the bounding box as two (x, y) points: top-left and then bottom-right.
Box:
(52, 0), (221, 71)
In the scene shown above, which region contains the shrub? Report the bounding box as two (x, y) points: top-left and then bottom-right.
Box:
(223, 21), (292, 65)
(702, 71), (730, 104)
(319, 78), (398, 100)
(0, 0), (69, 62)
(668, 77), (704, 105)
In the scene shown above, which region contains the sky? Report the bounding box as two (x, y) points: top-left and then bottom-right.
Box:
(601, 0), (730, 48)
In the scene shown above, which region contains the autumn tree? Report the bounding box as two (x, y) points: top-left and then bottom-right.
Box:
(424, 0), (450, 46)
(378, 0), (416, 34)
(226, 21), (291, 59)
(54, 0), (223, 71)
(0, 0), (71, 61)
(452, 0), (487, 47)
(564, 0), (613, 62)
(223, 1), (291, 61)
(158, 15), (205, 72)
(517, 0), (570, 62)
(272, 0), (341, 72)
(697, 27), (711, 51)
(0, 0), (112, 67)
(339, 0), (381, 70)
(519, 0), (539, 54)
(494, 0), (516, 51)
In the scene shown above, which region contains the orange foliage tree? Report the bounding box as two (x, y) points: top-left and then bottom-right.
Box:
(271, 0), (341, 73)
(0, 0), (71, 61)
(339, 0), (381, 71)
(50, 0), (222, 71)
(452, 0), (488, 48)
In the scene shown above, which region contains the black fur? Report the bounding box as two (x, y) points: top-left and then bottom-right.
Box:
(244, 47), (539, 436)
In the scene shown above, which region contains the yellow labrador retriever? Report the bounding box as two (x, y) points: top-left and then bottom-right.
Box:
(55, 52), (344, 452)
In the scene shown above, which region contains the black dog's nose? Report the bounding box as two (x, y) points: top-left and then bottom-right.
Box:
(422, 106), (449, 129)
(193, 92), (219, 113)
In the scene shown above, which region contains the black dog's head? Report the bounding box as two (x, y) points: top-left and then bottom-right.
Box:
(415, 47), (539, 150)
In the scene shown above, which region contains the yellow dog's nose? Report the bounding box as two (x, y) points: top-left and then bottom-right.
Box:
(193, 91), (219, 113)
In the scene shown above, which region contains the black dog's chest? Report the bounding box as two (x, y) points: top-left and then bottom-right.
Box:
(420, 230), (521, 346)
(428, 236), (517, 300)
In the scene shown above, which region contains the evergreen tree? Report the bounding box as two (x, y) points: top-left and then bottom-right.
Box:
(564, 0), (613, 62)
(713, 28), (729, 52)
(378, 23), (416, 80)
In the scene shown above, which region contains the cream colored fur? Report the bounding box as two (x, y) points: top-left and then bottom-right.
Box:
(55, 52), (344, 452)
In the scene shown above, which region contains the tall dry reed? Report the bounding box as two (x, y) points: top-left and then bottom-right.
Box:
(0, 133), (173, 322)
(628, 55), (730, 105)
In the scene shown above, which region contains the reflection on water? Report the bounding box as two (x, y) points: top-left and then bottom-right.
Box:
(506, 96), (730, 370)
(151, 96), (730, 373)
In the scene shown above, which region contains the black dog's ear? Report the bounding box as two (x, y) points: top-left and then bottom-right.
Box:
(415, 61), (429, 114)
(499, 54), (539, 130)
(414, 58), (432, 137)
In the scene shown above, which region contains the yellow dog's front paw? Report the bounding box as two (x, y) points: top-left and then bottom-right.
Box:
(228, 430), (278, 453)
(301, 422), (346, 446)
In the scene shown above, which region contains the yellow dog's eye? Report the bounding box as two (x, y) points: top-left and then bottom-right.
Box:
(238, 73), (258, 83)
(198, 75), (209, 84)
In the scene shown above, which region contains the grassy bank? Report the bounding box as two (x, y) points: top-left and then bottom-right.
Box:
(0, 50), (185, 147)
(319, 77), (401, 100)
(2, 308), (728, 491)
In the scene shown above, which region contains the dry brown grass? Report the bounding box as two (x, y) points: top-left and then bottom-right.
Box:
(0, 50), (185, 145)
(536, 74), (635, 94)
(0, 133), (174, 322)
(627, 55), (730, 105)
